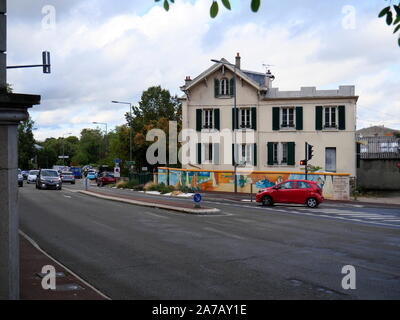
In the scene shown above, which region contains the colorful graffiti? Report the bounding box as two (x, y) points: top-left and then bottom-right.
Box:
(157, 168), (350, 200)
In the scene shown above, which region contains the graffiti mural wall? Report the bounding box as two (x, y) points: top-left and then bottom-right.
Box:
(157, 168), (350, 200)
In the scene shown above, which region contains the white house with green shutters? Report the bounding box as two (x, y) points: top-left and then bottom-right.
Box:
(180, 54), (358, 176)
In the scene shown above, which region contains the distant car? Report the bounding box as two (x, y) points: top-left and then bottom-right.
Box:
(60, 171), (76, 184)
(96, 172), (116, 187)
(18, 169), (23, 187)
(27, 170), (39, 184)
(256, 180), (324, 208)
(87, 171), (97, 180)
(22, 171), (29, 180)
(36, 169), (62, 190)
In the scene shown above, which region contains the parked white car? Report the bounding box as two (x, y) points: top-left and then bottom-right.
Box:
(27, 170), (39, 184)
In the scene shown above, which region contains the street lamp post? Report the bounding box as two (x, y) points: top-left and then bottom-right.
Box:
(211, 59), (238, 193)
(92, 122), (108, 160)
(62, 132), (72, 167)
(112, 100), (133, 178)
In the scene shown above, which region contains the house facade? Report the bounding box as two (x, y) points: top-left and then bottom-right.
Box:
(180, 54), (358, 177)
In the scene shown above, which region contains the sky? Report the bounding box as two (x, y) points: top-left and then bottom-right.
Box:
(7, 0), (400, 141)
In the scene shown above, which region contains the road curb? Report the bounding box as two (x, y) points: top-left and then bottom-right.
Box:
(78, 190), (221, 214)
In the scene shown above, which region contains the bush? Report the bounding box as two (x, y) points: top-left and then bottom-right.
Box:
(178, 185), (193, 194)
(144, 182), (175, 194)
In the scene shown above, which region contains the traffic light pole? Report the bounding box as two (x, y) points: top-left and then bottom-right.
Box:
(305, 142), (308, 180)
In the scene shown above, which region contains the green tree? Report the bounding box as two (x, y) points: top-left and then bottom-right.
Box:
(17, 117), (36, 169)
(72, 129), (103, 165)
(125, 86), (182, 171)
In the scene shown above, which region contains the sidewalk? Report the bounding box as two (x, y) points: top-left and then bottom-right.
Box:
(20, 232), (108, 300)
(79, 189), (220, 214)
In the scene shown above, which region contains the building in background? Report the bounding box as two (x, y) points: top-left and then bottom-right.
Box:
(180, 54), (358, 176)
(357, 126), (400, 190)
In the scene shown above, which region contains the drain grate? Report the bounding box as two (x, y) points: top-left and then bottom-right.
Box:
(55, 284), (85, 291)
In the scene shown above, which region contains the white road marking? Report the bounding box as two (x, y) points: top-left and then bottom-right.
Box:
(63, 195), (72, 199)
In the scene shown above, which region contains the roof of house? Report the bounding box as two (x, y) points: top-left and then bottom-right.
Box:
(357, 126), (400, 137)
(181, 58), (264, 92)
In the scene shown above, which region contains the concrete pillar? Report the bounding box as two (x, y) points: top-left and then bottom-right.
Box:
(0, 0), (40, 300)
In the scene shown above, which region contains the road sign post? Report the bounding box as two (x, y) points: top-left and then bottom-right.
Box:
(194, 193), (202, 209)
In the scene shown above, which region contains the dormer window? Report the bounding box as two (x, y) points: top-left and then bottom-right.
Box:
(214, 78), (234, 97)
(220, 78), (229, 95)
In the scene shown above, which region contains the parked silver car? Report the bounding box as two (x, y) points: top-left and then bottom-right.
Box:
(61, 171), (75, 184)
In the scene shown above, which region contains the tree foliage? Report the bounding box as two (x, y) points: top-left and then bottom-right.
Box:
(18, 117), (36, 169)
(378, 2), (400, 46)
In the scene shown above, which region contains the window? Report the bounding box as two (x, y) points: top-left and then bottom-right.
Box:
(272, 142), (288, 165)
(203, 143), (213, 163)
(324, 106), (337, 128)
(238, 144), (252, 165)
(281, 107), (295, 128)
(325, 147), (336, 172)
(279, 181), (295, 189)
(203, 109), (213, 129)
(297, 181), (311, 189)
(220, 78), (229, 95)
(239, 108), (251, 129)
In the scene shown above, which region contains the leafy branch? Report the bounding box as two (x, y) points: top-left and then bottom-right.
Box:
(378, 1), (400, 46)
(155, 0), (261, 18)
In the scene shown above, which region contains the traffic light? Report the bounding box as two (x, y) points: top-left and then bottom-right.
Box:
(42, 51), (51, 74)
(307, 144), (314, 160)
(300, 160), (307, 166)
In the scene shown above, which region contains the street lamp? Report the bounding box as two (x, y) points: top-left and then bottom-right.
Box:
(211, 58), (238, 193)
(62, 132), (72, 167)
(112, 100), (133, 176)
(92, 122), (108, 158)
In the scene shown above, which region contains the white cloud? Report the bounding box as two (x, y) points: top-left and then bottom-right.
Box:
(6, 0), (400, 141)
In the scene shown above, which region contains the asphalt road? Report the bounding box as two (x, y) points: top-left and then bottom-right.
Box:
(19, 181), (400, 299)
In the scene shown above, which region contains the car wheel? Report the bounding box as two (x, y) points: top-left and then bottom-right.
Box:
(306, 197), (319, 208)
(262, 196), (273, 206)
(71, 182), (75, 185)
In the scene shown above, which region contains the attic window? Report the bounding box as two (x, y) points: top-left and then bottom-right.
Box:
(220, 78), (229, 95)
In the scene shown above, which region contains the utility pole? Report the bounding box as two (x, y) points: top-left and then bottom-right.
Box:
(211, 59), (238, 193)
(0, 0), (41, 300)
(112, 101), (133, 178)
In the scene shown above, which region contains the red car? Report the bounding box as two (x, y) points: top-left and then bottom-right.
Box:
(256, 180), (324, 208)
(96, 172), (116, 187)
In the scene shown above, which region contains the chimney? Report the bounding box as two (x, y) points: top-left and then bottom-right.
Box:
(185, 76), (192, 86)
(265, 70), (275, 89)
(235, 53), (241, 69)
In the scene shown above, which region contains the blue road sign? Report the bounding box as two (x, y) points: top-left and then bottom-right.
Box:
(194, 193), (202, 204)
(115, 158), (120, 164)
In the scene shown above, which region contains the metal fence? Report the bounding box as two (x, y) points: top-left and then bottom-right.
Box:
(358, 136), (400, 159)
(129, 172), (154, 185)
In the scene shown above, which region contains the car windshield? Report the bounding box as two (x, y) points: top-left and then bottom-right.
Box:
(105, 174), (114, 178)
(41, 170), (59, 177)
(63, 172), (73, 175)
(29, 170), (39, 175)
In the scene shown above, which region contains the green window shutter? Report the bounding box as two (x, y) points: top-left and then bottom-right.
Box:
(251, 107), (257, 130)
(287, 142), (295, 165)
(296, 106), (303, 130)
(315, 106), (323, 130)
(356, 142), (361, 169)
(214, 79), (220, 97)
(229, 78), (235, 97)
(214, 109), (220, 130)
(338, 105), (346, 130)
(232, 108), (238, 130)
(272, 107), (280, 131)
(253, 143), (257, 166)
(232, 144), (236, 165)
(197, 143), (202, 164)
(267, 142), (274, 165)
(196, 109), (202, 131)
(213, 143), (220, 165)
